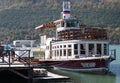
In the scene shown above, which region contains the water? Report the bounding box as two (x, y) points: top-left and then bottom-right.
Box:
(49, 45), (120, 83)
(109, 45), (120, 83)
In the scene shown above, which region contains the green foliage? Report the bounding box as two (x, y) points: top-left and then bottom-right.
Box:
(107, 27), (120, 44)
(0, 0), (120, 44)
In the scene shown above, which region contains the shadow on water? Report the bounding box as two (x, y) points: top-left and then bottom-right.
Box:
(0, 70), (27, 83)
(48, 68), (116, 83)
(0, 66), (118, 83)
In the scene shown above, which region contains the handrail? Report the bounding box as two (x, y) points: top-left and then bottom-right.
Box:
(0, 49), (32, 67)
(14, 49), (31, 66)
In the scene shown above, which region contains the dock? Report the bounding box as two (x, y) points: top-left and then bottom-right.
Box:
(0, 49), (70, 83)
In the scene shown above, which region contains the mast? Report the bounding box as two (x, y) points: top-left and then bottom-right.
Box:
(62, 0), (71, 19)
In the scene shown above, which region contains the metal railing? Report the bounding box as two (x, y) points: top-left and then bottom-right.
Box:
(0, 49), (32, 67)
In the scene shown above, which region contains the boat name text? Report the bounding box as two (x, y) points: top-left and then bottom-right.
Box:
(81, 62), (96, 68)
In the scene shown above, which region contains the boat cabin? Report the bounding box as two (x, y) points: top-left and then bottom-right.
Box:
(51, 40), (108, 60)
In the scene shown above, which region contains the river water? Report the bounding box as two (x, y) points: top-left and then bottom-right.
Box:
(49, 45), (120, 83)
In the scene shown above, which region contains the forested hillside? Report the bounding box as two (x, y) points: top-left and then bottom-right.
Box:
(0, 0), (120, 44)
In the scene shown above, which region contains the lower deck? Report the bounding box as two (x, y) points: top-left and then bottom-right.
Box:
(45, 40), (116, 60)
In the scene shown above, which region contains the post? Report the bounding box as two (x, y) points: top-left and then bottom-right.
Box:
(8, 51), (11, 67)
(27, 50), (33, 83)
(27, 68), (33, 83)
(28, 50), (31, 67)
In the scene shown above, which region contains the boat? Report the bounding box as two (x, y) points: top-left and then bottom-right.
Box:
(34, 0), (116, 72)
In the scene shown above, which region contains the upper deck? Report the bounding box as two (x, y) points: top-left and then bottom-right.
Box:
(35, 0), (107, 41)
(58, 27), (107, 40)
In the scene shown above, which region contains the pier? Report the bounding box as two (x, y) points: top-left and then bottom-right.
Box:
(0, 47), (69, 83)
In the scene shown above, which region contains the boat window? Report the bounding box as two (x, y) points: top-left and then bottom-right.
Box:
(60, 45), (62, 48)
(57, 50), (59, 56)
(61, 22), (64, 27)
(74, 44), (78, 49)
(68, 49), (71, 56)
(74, 44), (78, 55)
(64, 2), (70, 9)
(66, 21), (78, 27)
(80, 44), (86, 54)
(89, 44), (94, 56)
(60, 50), (62, 56)
(97, 44), (101, 54)
(64, 49), (66, 56)
(68, 45), (71, 47)
(55, 50), (56, 57)
(64, 45), (66, 48)
(104, 44), (107, 55)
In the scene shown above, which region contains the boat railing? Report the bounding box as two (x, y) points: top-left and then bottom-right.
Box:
(0, 49), (33, 67)
(74, 51), (116, 59)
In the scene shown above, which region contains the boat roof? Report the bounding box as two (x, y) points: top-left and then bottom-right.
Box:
(35, 18), (85, 29)
(35, 21), (56, 29)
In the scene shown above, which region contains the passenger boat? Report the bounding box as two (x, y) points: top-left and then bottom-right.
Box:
(35, 0), (116, 72)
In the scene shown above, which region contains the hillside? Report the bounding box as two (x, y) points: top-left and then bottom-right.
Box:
(0, 0), (120, 44)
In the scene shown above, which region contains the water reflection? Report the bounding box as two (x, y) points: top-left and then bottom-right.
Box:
(49, 68), (116, 83)
(110, 64), (120, 83)
(74, 73), (115, 83)
(109, 45), (120, 83)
